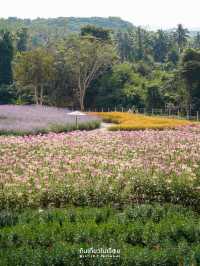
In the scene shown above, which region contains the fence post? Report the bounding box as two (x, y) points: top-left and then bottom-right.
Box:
(75, 116), (78, 129)
(101, 107), (103, 112)
(197, 111), (199, 121)
(122, 107), (124, 112)
(115, 106), (117, 112)
(187, 110), (189, 120)
(152, 109), (154, 115)
(108, 107), (110, 112)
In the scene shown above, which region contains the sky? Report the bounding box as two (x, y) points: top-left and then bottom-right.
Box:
(1, 0), (200, 29)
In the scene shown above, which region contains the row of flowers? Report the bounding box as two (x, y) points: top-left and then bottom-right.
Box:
(1, 125), (200, 208)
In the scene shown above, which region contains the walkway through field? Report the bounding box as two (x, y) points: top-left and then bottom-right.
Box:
(98, 122), (114, 131)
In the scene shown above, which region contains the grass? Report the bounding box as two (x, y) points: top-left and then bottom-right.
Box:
(1, 204), (200, 265)
(93, 112), (193, 130)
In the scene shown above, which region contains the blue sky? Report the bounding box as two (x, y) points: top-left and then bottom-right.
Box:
(1, 0), (200, 29)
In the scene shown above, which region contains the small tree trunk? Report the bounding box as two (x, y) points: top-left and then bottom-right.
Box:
(79, 86), (85, 111)
(39, 85), (44, 105)
(34, 87), (39, 105)
(80, 94), (84, 111)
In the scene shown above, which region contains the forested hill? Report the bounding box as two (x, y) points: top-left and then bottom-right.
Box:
(0, 16), (134, 33)
(1, 17), (200, 112)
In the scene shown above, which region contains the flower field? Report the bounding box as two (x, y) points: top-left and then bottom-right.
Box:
(2, 122), (200, 265)
(1, 125), (200, 210)
(0, 105), (100, 135)
(94, 112), (192, 130)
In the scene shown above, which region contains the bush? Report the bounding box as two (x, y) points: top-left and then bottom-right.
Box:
(0, 205), (200, 265)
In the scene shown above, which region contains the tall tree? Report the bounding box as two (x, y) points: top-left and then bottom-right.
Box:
(175, 24), (189, 53)
(0, 31), (13, 86)
(153, 30), (169, 62)
(13, 48), (54, 105)
(194, 33), (200, 49)
(115, 30), (135, 62)
(47, 46), (75, 107)
(180, 48), (200, 109)
(145, 83), (164, 110)
(63, 36), (117, 110)
(137, 27), (144, 60)
(16, 28), (28, 52)
(167, 48), (179, 65)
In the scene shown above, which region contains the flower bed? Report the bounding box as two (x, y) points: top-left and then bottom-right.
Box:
(0, 105), (100, 135)
(1, 125), (200, 210)
(94, 112), (192, 130)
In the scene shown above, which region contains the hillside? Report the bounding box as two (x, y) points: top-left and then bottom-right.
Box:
(0, 16), (134, 47)
(0, 16), (134, 33)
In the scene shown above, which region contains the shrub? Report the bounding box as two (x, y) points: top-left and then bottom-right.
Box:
(0, 205), (200, 265)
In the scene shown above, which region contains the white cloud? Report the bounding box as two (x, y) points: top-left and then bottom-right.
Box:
(0, 0), (200, 29)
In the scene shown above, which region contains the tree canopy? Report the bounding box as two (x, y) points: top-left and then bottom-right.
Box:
(0, 21), (200, 112)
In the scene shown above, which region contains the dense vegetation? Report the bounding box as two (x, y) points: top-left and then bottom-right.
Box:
(0, 17), (134, 45)
(0, 17), (200, 112)
(1, 205), (200, 266)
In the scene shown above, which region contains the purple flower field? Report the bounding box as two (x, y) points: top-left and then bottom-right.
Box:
(0, 105), (100, 134)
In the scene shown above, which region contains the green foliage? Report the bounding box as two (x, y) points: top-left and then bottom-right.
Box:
(153, 30), (170, 62)
(0, 85), (17, 104)
(167, 48), (179, 66)
(81, 25), (111, 42)
(0, 31), (13, 86)
(91, 63), (146, 109)
(145, 83), (164, 110)
(0, 17), (134, 48)
(175, 24), (189, 52)
(61, 35), (117, 110)
(0, 22), (199, 112)
(181, 48), (200, 109)
(16, 28), (28, 52)
(115, 30), (135, 62)
(194, 33), (200, 49)
(13, 48), (55, 105)
(0, 205), (200, 265)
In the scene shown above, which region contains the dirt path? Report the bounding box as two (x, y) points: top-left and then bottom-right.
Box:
(97, 122), (115, 131)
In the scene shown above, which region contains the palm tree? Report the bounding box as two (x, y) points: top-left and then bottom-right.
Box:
(175, 24), (189, 53)
(194, 32), (200, 49)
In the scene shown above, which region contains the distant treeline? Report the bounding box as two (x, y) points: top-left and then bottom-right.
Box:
(0, 18), (200, 111)
(0, 17), (134, 47)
